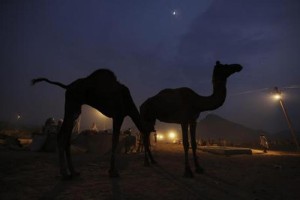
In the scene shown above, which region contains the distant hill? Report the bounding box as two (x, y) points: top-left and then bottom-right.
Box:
(196, 114), (265, 146)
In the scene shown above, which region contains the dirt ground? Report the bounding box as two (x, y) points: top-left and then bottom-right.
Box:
(0, 143), (299, 200)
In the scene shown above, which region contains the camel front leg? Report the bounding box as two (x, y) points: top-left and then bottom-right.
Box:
(109, 117), (124, 177)
(128, 102), (157, 165)
(190, 122), (204, 174)
(181, 123), (193, 178)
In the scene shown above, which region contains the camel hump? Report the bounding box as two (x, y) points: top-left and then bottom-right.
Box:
(87, 69), (117, 82)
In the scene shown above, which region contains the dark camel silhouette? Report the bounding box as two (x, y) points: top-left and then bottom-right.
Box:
(140, 61), (243, 177)
(32, 69), (143, 179)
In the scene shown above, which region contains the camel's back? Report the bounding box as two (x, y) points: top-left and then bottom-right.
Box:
(86, 69), (117, 83)
(66, 69), (122, 104)
(68, 69), (119, 90)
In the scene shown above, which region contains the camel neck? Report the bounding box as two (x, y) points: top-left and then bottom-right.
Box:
(197, 80), (227, 111)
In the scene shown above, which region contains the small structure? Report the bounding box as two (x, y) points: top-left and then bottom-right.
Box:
(30, 117), (60, 152)
(199, 146), (252, 156)
(91, 122), (98, 132)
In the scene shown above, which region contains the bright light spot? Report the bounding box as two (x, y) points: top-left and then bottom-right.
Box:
(273, 94), (282, 100)
(157, 134), (164, 140)
(17, 114), (21, 120)
(168, 131), (176, 139)
(172, 10), (176, 15)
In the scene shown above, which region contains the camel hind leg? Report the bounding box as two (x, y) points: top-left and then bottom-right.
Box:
(58, 102), (81, 180)
(126, 100), (155, 164)
(124, 86), (156, 164)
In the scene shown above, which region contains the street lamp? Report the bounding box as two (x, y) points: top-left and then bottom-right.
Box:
(168, 131), (177, 143)
(273, 87), (299, 150)
(168, 131), (176, 140)
(157, 134), (164, 141)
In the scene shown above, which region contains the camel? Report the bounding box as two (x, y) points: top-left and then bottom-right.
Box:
(32, 69), (144, 179)
(140, 61), (243, 177)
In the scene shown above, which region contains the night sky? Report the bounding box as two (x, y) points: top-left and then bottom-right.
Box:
(1, 0), (299, 133)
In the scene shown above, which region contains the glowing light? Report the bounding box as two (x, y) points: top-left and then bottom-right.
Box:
(17, 114), (21, 120)
(168, 131), (176, 139)
(273, 94), (282, 100)
(157, 134), (164, 140)
(273, 86), (282, 101)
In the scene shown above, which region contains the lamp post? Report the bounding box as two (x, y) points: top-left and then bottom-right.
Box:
(16, 114), (21, 131)
(273, 87), (299, 150)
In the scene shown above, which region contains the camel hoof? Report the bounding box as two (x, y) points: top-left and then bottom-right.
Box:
(144, 161), (150, 167)
(71, 171), (81, 177)
(195, 167), (204, 174)
(184, 169), (194, 178)
(151, 160), (157, 165)
(184, 172), (194, 178)
(109, 169), (120, 178)
(61, 174), (73, 181)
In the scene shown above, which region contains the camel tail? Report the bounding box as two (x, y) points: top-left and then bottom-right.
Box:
(31, 78), (67, 89)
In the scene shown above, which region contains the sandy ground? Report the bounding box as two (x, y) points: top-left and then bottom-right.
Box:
(0, 143), (299, 200)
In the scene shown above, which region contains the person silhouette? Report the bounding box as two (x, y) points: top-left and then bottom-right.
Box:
(260, 134), (269, 153)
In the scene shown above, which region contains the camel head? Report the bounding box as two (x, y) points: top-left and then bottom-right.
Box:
(213, 61), (243, 82)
